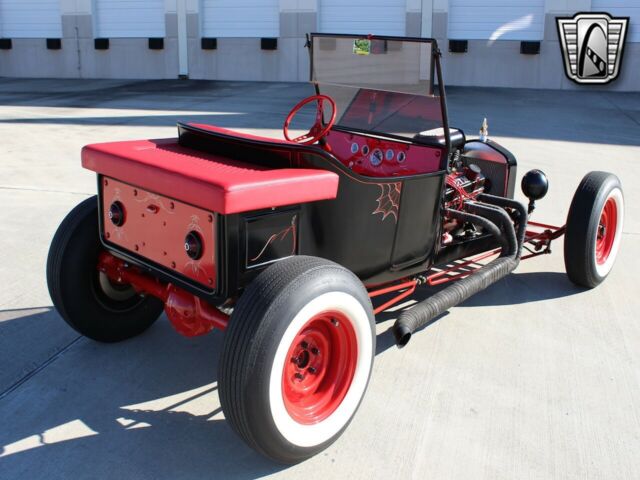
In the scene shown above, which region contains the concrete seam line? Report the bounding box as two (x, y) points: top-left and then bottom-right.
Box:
(0, 186), (93, 196)
(0, 336), (82, 402)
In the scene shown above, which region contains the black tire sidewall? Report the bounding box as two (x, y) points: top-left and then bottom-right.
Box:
(47, 196), (163, 342)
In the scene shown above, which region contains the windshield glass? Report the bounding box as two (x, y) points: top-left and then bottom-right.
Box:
(311, 35), (444, 139)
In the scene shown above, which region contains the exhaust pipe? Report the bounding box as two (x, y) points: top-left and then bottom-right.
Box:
(393, 199), (527, 347)
(477, 193), (528, 256)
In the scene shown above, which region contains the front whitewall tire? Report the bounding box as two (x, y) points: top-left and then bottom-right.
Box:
(593, 187), (624, 278)
(564, 171), (624, 288)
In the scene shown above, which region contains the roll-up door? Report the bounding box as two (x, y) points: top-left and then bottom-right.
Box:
(448, 0), (545, 41)
(319, 0), (407, 36)
(0, 0), (62, 38)
(94, 0), (165, 38)
(201, 0), (279, 37)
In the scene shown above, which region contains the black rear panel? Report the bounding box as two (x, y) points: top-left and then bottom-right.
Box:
(176, 122), (447, 294)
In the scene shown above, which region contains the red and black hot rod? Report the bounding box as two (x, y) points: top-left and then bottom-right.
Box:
(47, 34), (624, 463)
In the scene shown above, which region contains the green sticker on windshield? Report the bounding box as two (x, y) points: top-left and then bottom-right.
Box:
(353, 39), (370, 55)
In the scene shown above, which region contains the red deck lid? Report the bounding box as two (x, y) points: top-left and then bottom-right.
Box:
(82, 138), (339, 214)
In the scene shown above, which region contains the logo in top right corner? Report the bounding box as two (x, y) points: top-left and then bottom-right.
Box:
(556, 12), (629, 85)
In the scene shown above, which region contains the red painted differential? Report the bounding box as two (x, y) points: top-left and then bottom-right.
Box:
(97, 252), (228, 337)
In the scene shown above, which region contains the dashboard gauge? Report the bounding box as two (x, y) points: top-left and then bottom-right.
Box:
(361, 144), (370, 155)
(370, 148), (383, 166)
(386, 149), (394, 161)
(351, 142), (359, 154)
(397, 151), (406, 163)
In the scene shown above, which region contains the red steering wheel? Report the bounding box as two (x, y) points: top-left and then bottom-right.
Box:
(283, 94), (337, 145)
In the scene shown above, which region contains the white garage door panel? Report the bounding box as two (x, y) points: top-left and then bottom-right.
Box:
(320, 0), (406, 36)
(95, 0), (165, 38)
(448, 0), (545, 41)
(592, 1), (640, 42)
(0, 0), (62, 38)
(202, 0), (279, 38)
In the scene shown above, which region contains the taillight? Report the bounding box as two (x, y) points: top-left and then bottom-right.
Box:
(108, 201), (125, 226)
(184, 231), (203, 260)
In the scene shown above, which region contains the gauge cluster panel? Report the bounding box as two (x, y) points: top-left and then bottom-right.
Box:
(325, 130), (444, 177)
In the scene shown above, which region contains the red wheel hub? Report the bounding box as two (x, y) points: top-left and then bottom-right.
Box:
(596, 197), (618, 265)
(282, 311), (357, 424)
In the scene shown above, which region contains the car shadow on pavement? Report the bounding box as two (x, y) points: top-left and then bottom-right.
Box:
(0, 272), (582, 478)
(0, 315), (286, 479)
(373, 271), (583, 355)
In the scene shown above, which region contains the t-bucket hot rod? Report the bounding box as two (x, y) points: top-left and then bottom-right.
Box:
(47, 34), (624, 463)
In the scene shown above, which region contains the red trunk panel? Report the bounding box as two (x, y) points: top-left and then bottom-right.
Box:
(101, 177), (216, 289)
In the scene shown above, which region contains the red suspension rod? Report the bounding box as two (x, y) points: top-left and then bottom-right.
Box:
(368, 279), (419, 315)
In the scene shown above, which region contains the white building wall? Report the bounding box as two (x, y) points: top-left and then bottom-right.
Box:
(0, 0), (638, 90)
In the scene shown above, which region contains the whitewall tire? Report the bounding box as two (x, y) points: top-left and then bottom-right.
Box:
(218, 256), (375, 464)
(564, 172), (624, 288)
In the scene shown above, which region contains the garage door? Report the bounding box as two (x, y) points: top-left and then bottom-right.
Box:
(94, 0), (165, 38)
(201, 0), (279, 37)
(0, 0), (62, 38)
(448, 0), (545, 41)
(319, 0), (406, 36)
(592, 0), (640, 42)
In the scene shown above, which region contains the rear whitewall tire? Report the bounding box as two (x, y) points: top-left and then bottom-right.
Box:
(218, 256), (376, 464)
(268, 291), (373, 448)
(46, 196), (163, 342)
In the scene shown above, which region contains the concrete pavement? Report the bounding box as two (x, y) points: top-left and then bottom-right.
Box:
(0, 78), (639, 479)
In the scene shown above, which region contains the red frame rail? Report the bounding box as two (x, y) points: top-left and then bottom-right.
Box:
(99, 220), (567, 321)
(367, 221), (566, 314)
(368, 279), (418, 315)
(523, 221), (566, 260)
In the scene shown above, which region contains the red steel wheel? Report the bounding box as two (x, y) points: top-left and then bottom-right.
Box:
(564, 171), (624, 288)
(595, 197), (617, 265)
(282, 311), (358, 425)
(218, 256), (375, 464)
